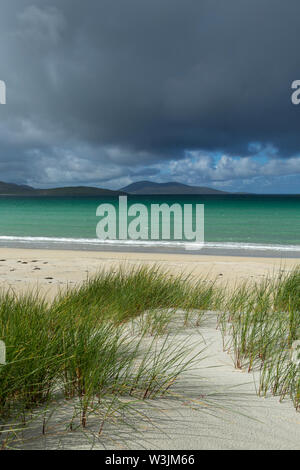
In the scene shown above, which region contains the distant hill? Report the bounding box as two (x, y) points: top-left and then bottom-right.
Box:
(0, 181), (36, 195)
(121, 181), (229, 195)
(0, 180), (233, 197)
(0, 181), (124, 197)
(36, 186), (125, 197)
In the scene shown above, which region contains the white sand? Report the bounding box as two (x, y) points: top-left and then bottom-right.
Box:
(14, 312), (300, 450)
(0, 247), (298, 300)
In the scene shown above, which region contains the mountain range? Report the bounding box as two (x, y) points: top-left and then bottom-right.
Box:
(0, 182), (124, 196)
(0, 180), (229, 196)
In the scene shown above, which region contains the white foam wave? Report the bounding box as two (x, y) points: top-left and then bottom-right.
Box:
(0, 236), (299, 252)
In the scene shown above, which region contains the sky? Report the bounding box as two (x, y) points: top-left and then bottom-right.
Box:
(0, 0), (300, 193)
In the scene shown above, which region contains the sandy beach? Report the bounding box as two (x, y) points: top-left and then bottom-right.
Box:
(0, 247), (299, 450)
(0, 247), (299, 300)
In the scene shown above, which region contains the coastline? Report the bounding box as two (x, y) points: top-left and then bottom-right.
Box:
(0, 246), (298, 300)
(0, 238), (300, 259)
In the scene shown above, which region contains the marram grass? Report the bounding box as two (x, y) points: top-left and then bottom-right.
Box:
(1, 264), (298, 448)
(0, 265), (220, 448)
(218, 266), (300, 411)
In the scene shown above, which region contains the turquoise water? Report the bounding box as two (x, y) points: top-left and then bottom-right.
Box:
(0, 195), (299, 250)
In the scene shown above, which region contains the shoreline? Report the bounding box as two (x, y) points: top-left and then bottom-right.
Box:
(0, 240), (300, 258)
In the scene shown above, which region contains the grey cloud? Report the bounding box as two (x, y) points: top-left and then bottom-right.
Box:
(0, 0), (299, 190)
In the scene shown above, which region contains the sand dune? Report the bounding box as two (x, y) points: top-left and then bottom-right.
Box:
(15, 311), (300, 450)
(0, 248), (299, 450)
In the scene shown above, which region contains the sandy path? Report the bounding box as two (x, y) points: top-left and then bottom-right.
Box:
(139, 313), (300, 450)
(18, 312), (300, 450)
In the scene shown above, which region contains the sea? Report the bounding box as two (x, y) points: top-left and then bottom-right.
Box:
(0, 195), (299, 257)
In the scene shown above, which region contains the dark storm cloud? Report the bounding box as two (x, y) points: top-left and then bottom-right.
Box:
(0, 0), (300, 189)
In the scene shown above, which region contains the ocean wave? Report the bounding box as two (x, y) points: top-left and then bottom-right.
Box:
(0, 235), (299, 252)
(201, 242), (300, 252)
